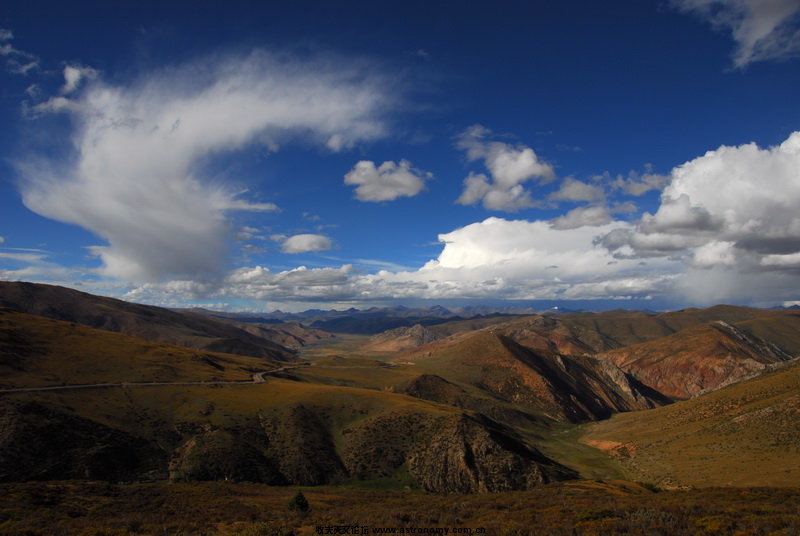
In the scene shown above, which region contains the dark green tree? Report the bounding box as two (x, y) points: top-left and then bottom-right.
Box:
(287, 490), (309, 513)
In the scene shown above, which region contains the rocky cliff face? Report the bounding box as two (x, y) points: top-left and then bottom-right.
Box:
(601, 321), (792, 399)
(403, 333), (668, 422)
(408, 414), (574, 493)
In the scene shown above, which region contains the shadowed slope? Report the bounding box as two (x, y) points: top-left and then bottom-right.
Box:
(402, 333), (668, 422)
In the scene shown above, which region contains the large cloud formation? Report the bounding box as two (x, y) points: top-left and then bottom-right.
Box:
(123, 130), (800, 309)
(671, 0), (800, 67)
(599, 130), (800, 303)
(125, 217), (679, 308)
(17, 50), (392, 281)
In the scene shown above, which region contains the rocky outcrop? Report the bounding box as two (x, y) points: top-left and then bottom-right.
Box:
(168, 429), (283, 483)
(407, 414), (575, 493)
(259, 405), (348, 485)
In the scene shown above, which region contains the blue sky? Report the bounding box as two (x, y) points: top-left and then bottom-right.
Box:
(1, 0), (800, 312)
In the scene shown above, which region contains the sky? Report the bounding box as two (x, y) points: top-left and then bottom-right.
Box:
(1, 0), (800, 312)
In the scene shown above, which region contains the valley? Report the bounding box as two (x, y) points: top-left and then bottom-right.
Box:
(0, 282), (799, 534)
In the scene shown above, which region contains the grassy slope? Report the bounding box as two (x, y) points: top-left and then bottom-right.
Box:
(580, 359), (800, 488)
(735, 311), (800, 356)
(558, 305), (774, 348)
(0, 309), (279, 387)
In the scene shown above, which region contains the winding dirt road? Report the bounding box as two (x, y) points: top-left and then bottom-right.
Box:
(0, 363), (311, 394)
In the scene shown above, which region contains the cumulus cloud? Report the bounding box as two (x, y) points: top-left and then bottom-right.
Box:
(671, 0), (800, 67)
(122, 216), (682, 308)
(281, 234), (333, 253)
(455, 125), (555, 211)
(605, 168), (670, 196)
(107, 131), (800, 309)
(16, 49), (393, 281)
(125, 264), (360, 305)
(61, 64), (98, 94)
(549, 177), (606, 203)
(597, 130), (800, 303)
(550, 205), (613, 230)
(344, 159), (431, 202)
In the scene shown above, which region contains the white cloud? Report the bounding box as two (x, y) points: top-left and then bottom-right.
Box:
(221, 199), (280, 212)
(550, 205), (613, 230)
(61, 64), (99, 94)
(691, 240), (738, 268)
(281, 234), (333, 253)
(671, 0), (800, 67)
(344, 159), (431, 202)
(30, 96), (79, 115)
(760, 251), (800, 267)
(455, 125), (555, 212)
(549, 177), (606, 203)
(32, 128), (800, 309)
(121, 216), (681, 308)
(0, 251), (47, 263)
(16, 49), (393, 281)
(606, 168), (670, 196)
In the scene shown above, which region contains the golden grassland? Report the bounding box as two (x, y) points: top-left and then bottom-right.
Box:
(580, 359), (800, 488)
(8, 376), (464, 437)
(1, 480), (799, 536)
(297, 335), (394, 362)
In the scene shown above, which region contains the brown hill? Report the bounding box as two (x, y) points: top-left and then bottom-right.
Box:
(363, 323), (443, 352)
(0, 308), (281, 388)
(0, 281), (295, 361)
(601, 320), (792, 399)
(400, 333), (668, 422)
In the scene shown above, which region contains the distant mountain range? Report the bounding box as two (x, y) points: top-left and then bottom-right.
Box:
(178, 304), (582, 334)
